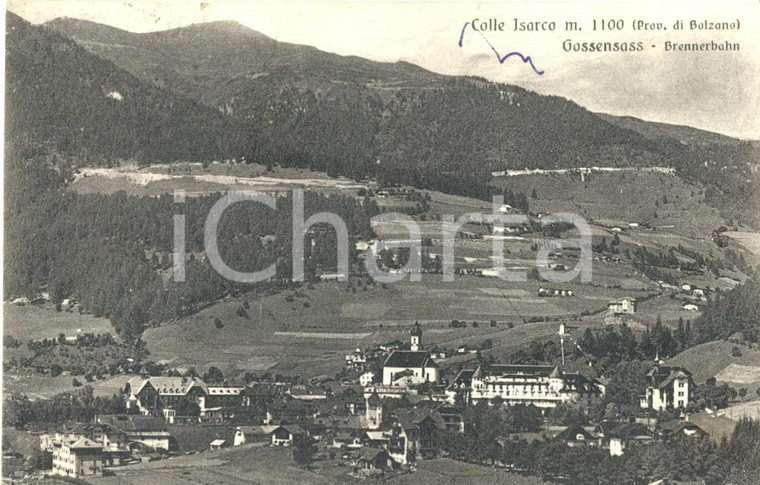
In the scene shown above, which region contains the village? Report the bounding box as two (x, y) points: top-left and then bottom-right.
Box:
(20, 320), (707, 481)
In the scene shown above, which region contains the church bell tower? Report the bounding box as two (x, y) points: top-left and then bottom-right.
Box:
(410, 322), (422, 351)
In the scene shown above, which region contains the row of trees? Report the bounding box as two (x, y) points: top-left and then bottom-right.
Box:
(3, 388), (129, 429)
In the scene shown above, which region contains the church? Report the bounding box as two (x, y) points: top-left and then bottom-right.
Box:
(382, 323), (439, 386)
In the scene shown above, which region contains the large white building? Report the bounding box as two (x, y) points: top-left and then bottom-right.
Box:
(640, 364), (693, 410)
(382, 323), (439, 386)
(125, 376), (247, 417)
(52, 438), (104, 479)
(468, 363), (604, 408)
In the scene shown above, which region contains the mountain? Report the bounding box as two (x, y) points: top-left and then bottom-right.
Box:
(42, 17), (443, 105)
(15, 14), (760, 227)
(5, 12), (249, 163)
(42, 17), (678, 179)
(596, 113), (749, 146)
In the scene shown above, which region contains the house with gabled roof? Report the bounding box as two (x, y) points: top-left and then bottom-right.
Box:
(233, 425), (279, 446)
(354, 447), (395, 475)
(387, 408), (446, 464)
(608, 297), (637, 315)
(657, 419), (707, 440)
(270, 424), (306, 447)
(553, 424), (598, 447)
(596, 421), (655, 456)
(640, 364), (693, 410)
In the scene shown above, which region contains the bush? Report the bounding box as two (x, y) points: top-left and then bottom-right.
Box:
(31, 449), (52, 470)
(292, 437), (318, 467)
(732, 346), (742, 358)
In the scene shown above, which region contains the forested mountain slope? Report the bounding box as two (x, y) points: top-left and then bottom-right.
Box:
(6, 12), (248, 163)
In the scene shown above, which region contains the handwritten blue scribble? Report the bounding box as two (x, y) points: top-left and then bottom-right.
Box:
(458, 22), (544, 76)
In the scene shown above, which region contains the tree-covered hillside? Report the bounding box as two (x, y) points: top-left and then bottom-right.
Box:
(5, 12), (250, 163)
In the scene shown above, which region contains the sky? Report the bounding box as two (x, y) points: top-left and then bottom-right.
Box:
(7, 0), (760, 139)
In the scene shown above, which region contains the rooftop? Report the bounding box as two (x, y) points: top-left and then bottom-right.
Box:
(384, 350), (437, 368)
(475, 364), (560, 379)
(128, 376), (208, 396)
(97, 415), (168, 433)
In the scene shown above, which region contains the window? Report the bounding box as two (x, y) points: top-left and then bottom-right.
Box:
(679, 382), (685, 387)
(678, 391), (684, 397)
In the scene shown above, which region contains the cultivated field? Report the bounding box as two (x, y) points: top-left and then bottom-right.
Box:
(142, 272), (651, 379)
(493, 171), (726, 239)
(3, 371), (79, 399)
(724, 400), (760, 421)
(90, 445), (332, 484)
(669, 340), (760, 384)
(69, 163), (369, 197)
(87, 443), (544, 485)
(3, 303), (113, 340)
(723, 231), (760, 267)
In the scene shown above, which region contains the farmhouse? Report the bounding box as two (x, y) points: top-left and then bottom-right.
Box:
(270, 424), (306, 446)
(554, 424), (598, 447)
(346, 348), (367, 369)
(682, 303), (699, 312)
(382, 324), (439, 386)
(354, 447), (394, 474)
(657, 420), (708, 440)
(608, 297), (637, 315)
(333, 431), (363, 449)
(596, 422), (654, 456)
(640, 364), (693, 410)
(233, 425), (279, 446)
(469, 363), (604, 408)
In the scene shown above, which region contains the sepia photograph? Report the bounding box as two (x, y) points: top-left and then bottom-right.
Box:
(1, 0), (759, 483)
